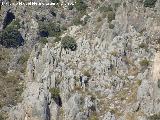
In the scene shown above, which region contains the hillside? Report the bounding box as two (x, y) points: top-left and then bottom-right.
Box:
(0, 0), (160, 120)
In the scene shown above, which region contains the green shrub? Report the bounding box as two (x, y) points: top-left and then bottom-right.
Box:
(50, 9), (57, 17)
(139, 59), (150, 67)
(123, 2), (127, 7)
(60, 25), (67, 31)
(97, 17), (102, 22)
(61, 36), (77, 51)
(0, 20), (24, 48)
(8, 19), (21, 29)
(137, 79), (142, 86)
(0, 48), (9, 61)
(68, 5), (74, 10)
(99, 5), (113, 13)
(111, 51), (118, 56)
(38, 22), (61, 37)
(50, 0), (60, 3)
(75, 0), (87, 13)
(83, 70), (91, 78)
(0, 67), (7, 76)
(89, 114), (98, 120)
(109, 23), (115, 29)
(144, 0), (157, 8)
(73, 17), (83, 26)
(98, 5), (115, 23)
(114, 3), (121, 10)
(49, 87), (60, 99)
(148, 113), (160, 120)
(39, 37), (48, 44)
(107, 11), (115, 23)
(54, 37), (61, 43)
(0, 114), (5, 120)
(17, 54), (29, 65)
(139, 43), (147, 49)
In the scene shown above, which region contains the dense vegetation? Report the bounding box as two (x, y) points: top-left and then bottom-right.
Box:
(75, 0), (87, 13)
(0, 19), (24, 48)
(38, 22), (61, 38)
(38, 21), (68, 44)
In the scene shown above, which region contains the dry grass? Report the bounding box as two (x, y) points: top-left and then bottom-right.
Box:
(0, 48), (24, 109)
(125, 112), (135, 120)
(125, 111), (145, 120)
(126, 81), (140, 103)
(128, 66), (139, 76)
(0, 72), (24, 108)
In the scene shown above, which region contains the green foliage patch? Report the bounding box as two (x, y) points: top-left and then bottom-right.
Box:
(75, 0), (87, 14)
(0, 19), (24, 48)
(61, 36), (77, 51)
(49, 87), (60, 99)
(144, 0), (157, 8)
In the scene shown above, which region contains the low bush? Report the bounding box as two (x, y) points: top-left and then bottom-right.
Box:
(50, 9), (57, 17)
(113, 3), (121, 10)
(17, 54), (29, 65)
(99, 5), (113, 13)
(137, 79), (142, 86)
(50, 0), (60, 4)
(111, 51), (118, 56)
(139, 43), (147, 49)
(49, 87), (60, 99)
(68, 4), (74, 10)
(72, 17), (83, 26)
(0, 114), (5, 120)
(148, 113), (160, 120)
(109, 23), (115, 29)
(139, 59), (149, 67)
(98, 5), (115, 23)
(107, 11), (115, 23)
(97, 17), (102, 22)
(144, 0), (157, 8)
(83, 70), (91, 78)
(39, 37), (48, 44)
(75, 0), (87, 14)
(61, 36), (77, 51)
(54, 37), (61, 43)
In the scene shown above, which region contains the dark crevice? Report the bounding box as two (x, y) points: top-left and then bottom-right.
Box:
(39, 31), (49, 37)
(3, 11), (15, 29)
(46, 104), (51, 120)
(54, 96), (62, 107)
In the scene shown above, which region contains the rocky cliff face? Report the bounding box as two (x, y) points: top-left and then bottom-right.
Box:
(1, 0), (160, 120)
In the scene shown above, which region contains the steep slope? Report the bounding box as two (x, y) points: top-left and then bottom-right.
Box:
(1, 0), (160, 120)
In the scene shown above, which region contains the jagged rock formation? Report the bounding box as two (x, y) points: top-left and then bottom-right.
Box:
(1, 0), (160, 120)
